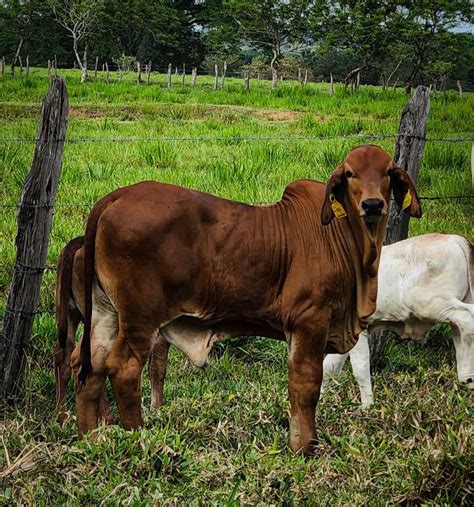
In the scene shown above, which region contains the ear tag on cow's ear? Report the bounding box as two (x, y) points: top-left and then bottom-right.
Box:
(330, 193), (347, 218)
(402, 190), (412, 210)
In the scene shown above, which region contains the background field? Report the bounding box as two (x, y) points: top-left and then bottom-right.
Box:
(0, 69), (473, 505)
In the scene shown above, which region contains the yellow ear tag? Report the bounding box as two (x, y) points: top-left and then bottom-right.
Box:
(402, 190), (412, 210)
(330, 194), (347, 218)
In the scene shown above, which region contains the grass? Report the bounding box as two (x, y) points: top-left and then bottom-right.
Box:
(0, 68), (473, 505)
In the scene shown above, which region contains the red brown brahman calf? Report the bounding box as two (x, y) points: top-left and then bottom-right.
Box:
(73, 145), (421, 455)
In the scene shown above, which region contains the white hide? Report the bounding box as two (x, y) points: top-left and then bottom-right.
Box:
(323, 233), (474, 406)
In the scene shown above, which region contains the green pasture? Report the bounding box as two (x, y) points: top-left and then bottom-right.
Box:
(0, 69), (473, 505)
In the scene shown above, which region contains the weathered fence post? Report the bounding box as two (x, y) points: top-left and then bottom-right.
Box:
(19, 56), (23, 76)
(105, 62), (109, 83)
(393, 77), (399, 93)
(329, 73), (334, 96)
(298, 67), (302, 84)
(137, 62), (141, 84)
(457, 80), (463, 99)
(147, 60), (152, 85)
(303, 69), (308, 86)
(118, 64), (122, 81)
(191, 67), (197, 87)
(369, 85), (430, 365)
(47, 60), (52, 82)
(0, 78), (68, 414)
(94, 56), (98, 79)
(355, 70), (361, 92)
(213, 64), (218, 90)
(244, 71), (250, 92)
(54, 55), (58, 77)
(167, 63), (172, 89)
(181, 63), (185, 87)
(26, 55), (29, 76)
(221, 60), (227, 89)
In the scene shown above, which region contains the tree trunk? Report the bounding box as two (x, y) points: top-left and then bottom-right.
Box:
(456, 80), (462, 99)
(137, 62), (141, 84)
(270, 49), (279, 89)
(147, 60), (152, 85)
(0, 78), (69, 414)
(369, 86), (430, 366)
(94, 56), (98, 79)
(19, 56), (23, 75)
(10, 37), (24, 77)
(181, 63), (185, 87)
(303, 69), (308, 86)
(80, 42), (88, 83)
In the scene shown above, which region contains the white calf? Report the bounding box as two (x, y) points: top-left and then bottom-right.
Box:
(323, 233), (474, 407)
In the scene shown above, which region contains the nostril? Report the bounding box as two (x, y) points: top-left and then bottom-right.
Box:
(467, 378), (473, 384)
(362, 198), (384, 213)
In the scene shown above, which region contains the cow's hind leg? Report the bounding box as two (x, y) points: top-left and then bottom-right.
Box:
(73, 311), (117, 437)
(106, 324), (156, 430)
(149, 335), (170, 410)
(54, 309), (81, 424)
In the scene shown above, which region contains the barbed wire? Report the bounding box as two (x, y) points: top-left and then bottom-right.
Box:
(0, 133), (472, 144)
(0, 194), (472, 211)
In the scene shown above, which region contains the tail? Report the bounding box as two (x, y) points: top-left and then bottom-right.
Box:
(56, 236), (84, 349)
(78, 195), (115, 386)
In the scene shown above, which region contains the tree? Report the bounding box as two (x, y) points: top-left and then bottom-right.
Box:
(221, 0), (312, 87)
(49, 0), (103, 82)
(392, 0), (472, 90)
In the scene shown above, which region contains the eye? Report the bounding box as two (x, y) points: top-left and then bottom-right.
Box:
(345, 170), (353, 178)
(387, 169), (393, 177)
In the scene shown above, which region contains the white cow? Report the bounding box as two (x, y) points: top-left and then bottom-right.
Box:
(323, 233), (474, 407)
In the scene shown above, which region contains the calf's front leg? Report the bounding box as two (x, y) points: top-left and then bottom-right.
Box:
(287, 317), (327, 456)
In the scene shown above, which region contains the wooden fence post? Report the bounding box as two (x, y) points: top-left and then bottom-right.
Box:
(191, 67), (197, 87)
(147, 60), (152, 85)
(137, 62), (141, 84)
(298, 67), (301, 84)
(329, 72), (334, 96)
(19, 56), (23, 76)
(25, 55), (29, 76)
(94, 56), (98, 79)
(105, 62), (109, 83)
(10, 38), (23, 78)
(244, 71), (250, 92)
(213, 64), (218, 90)
(0, 78), (69, 413)
(47, 60), (51, 82)
(303, 69), (308, 86)
(221, 60), (227, 89)
(118, 64), (122, 81)
(393, 77), (399, 92)
(369, 85), (430, 366)
(54, 55), (58, 78)
(167, 63), (172, 89)
(182, 63), (185, 87)
(457, 80), (463, 99)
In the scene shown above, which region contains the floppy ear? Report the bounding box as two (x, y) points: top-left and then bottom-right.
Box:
(321, 163), (346, 225)
(390, 164), (422, 218)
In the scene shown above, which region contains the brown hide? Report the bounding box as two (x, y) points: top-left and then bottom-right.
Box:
(76, 144), (421, 454)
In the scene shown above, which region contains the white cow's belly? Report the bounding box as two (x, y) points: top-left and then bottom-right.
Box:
(159, 321), (230, 367)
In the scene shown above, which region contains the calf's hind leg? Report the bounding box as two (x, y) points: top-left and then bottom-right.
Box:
(106, 325), (157, 430)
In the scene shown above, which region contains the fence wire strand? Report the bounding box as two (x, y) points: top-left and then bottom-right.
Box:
(0, 133), (472, 144)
